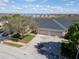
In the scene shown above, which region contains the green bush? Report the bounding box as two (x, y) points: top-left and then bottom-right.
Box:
(12, 33), (21, 38)
(61, 43), (77, 59)
(62, 22), (79, 59)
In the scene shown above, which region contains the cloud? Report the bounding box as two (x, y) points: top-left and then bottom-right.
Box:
(63, 0), (67, 1)
(0, 0), (9, 3)
(24, 0), (36, 2)
(0, 7), (6, 10)
(62, 0), (79, 6)
(24, 0), (48, 3)
(65, 1), (76, 6)
(11, 5), (24, 10)
(41, 0), (48, 3)
(11, 0), (15, 3)
(22, 5), (66, 13)
(8, 5), (78, 14)
(0, 1), (78, 14)
(0, 0), (9, 6)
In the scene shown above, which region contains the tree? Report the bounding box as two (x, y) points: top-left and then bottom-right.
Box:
(29, 19), (38, 33)
(1, 16), (8, 20)
(65, 22), (79, 44)
(62, 22), (79, 59)
(5, 14), (30, 34)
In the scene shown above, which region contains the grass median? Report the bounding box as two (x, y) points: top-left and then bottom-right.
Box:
(19, 34), (35, 43)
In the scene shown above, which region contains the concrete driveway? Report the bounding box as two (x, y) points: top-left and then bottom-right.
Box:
(22, 34), (63, 59)
(0, 34), (63, 59)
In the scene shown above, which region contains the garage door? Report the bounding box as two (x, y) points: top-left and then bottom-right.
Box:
(38, 30), (49, 35)
(51, 31), (62, 36)
(38, 30), (62, 36)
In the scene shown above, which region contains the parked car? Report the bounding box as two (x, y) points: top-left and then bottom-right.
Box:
(0, 29), (5, 33)
(2, 31), (9, 37)
(11, 33), (21, 38)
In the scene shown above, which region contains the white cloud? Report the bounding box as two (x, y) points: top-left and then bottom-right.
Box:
(0, 0), (9, 3)
(11, 5), (24, 10)
(22, 5), (66, 13)
(41, 0), (48, 3)
(11, 0), (15, 3)
(65, 1), (76, 6)
(24, 0), (48, 3)
(62, 0), (79, 6)
(0, 4), (78, 14)
(62, 0), (69, 2)
(24, 0), (36, 2)
(0, 7), (6, 10)
(0, 3), (7, 6)
(0, 0), (9, 6)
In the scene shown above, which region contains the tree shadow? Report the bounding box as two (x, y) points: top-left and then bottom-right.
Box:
(35, 42), (61, 59)
(61, 43), (77, 59)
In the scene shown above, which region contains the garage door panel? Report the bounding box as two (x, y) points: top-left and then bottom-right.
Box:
(38, 29), (62, 36)
(51, 31), (62, 36)
(38, 30), (48, 35)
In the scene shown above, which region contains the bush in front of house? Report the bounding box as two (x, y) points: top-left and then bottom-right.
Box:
(61, 22), (79, 59)
(61, 42), (77, 59)
(12, 33), (21, 38)
(11, 33), (21, 41)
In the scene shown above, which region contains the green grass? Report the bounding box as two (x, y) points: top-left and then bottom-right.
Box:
(62, 39), (70, 44)
(19, 35), (35, 43)
(4, 42), (23, 47)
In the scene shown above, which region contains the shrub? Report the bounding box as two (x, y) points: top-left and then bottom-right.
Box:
(62, 22), (79, 59)
(12, 33), (21, 38)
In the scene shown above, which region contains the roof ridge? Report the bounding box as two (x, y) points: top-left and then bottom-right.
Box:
(53, 19), (67, 30)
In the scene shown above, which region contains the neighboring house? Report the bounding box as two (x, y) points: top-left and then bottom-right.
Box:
(35, 19), (74, 36)
(0, 19), (8, 29)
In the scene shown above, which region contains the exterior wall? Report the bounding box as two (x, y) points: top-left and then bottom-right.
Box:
(38, 30), (49, 35)
(0, 23), (4, 29)
(0, 20), (8, 29)
(37, 28), (64, 36)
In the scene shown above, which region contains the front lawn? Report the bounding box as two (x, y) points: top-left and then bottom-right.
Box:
(19, 34), (35, 43)
(3, 33), (35, 48)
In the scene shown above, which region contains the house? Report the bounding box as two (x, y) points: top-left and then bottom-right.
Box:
(35, 18), (74, 36)
(0, 19), (8, 29)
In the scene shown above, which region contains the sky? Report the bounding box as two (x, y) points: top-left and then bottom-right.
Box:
(0, 0), (79, 14)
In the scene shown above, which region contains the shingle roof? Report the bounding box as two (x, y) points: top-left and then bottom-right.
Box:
(35, 18), (74, 30)
(56, 19), (74, 28)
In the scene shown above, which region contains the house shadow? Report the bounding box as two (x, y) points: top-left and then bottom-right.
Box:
(35, 42), (62, 59)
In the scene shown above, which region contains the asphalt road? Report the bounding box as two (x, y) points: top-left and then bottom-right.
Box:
(0, 44), (34, 59)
